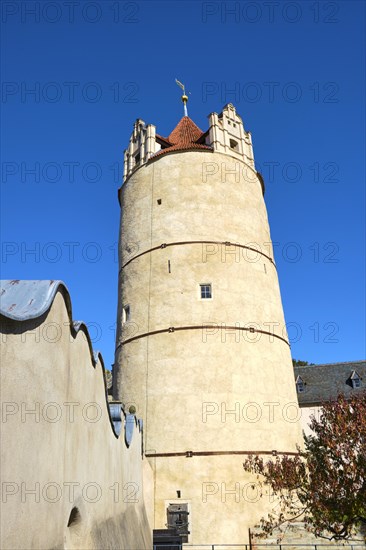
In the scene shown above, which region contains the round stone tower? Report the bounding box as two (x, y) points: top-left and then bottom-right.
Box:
(113, 103), (303, 544)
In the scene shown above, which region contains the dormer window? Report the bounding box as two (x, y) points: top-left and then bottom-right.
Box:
(350, 370), (362, 389)
(229, 139), (238, 152)
(295, 375), (305, 393)
(134, 153), (140, 166)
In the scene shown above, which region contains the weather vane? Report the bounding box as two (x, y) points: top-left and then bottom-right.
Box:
(175, 78), (189, 116)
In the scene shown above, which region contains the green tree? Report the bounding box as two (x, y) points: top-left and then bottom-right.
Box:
(292, 359), (314, 367)
(244, 393), (366, 540)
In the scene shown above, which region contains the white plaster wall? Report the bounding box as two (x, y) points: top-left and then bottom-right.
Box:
(0, 289), (152, 550)
(299, 405), (322, 437)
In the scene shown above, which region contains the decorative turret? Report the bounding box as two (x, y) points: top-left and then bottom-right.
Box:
(123, 103), (256, 183)
(208, 103), (255, 168)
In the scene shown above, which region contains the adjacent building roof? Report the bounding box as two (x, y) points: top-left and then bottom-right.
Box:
(0, 279), (66, 321)
(0, 279), (103, 364)
(294, 360), (366, 405)
(152, 116), (212, 158)
(0, 279), (141, 439)
(0, 279), (104, 358)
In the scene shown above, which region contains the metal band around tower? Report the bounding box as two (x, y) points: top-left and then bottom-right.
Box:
(117, 324), (290, 349)
(120, 239), (276, 271)
(145, 450), (299, 458)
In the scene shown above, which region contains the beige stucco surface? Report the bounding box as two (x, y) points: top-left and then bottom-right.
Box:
(298, 405), (322, 437)
(0, 288), (152, 550)
(114, 149), (304, 543)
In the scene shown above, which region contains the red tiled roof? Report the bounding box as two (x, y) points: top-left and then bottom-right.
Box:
(155, 133), (172, 146)
(152, 116), (212, 159)
(168, 116), (204, 145)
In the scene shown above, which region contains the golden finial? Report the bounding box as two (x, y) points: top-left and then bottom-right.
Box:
(175, 78), (189, 116)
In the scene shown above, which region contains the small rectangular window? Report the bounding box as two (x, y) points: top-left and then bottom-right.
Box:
(200, 284), (212, 299)
(230, 139), (238, 151)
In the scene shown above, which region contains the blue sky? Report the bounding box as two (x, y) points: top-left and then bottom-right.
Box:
(1, 0), (365, 369)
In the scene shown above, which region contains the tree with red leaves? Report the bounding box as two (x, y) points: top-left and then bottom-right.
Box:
(243, 393), (366, 541)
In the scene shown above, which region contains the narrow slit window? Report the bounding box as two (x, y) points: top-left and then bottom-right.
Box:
(200, 284), (212, 299)
(122, 305), (130, 324)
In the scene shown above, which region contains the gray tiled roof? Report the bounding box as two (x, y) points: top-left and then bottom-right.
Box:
(294, 361), (366, 405)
